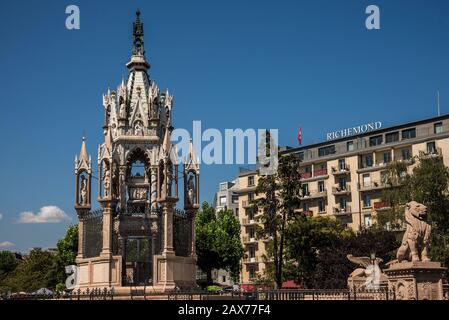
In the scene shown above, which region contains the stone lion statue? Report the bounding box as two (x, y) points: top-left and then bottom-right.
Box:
(396, 201), (431, 263)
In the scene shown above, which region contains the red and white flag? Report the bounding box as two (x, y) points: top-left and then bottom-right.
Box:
(297, 128), (302, 145)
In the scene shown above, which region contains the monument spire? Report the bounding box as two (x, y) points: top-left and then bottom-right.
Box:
(127, 10), (150, 71)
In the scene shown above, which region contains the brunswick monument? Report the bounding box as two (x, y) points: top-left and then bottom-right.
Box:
(73, 11), (200, 292)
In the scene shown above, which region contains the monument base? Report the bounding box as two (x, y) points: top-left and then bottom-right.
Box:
(384, 261), (446, 300)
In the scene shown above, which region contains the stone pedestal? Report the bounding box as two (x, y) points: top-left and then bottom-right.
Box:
(385, 261), (446, 300)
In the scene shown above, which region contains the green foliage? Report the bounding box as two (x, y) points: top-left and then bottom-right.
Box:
(0, 224), (79, 293)
(380, 157), (449, 266)
(55, 224), (78, 283)
(196, 202), (244, 284)
(207, 285), (221, 292)
(285, 216), (398, 289)
(2, 248), (59, 292)
(254, 153), (302, 288)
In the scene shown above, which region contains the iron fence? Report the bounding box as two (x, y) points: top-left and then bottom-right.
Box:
(0, 287), (114, 300)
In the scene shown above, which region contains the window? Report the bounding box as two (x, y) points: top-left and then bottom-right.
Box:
(318, 199), (325, 213)
(427, 142), (436, 154)
(402, 128), (416, 140)
(222, 276), (226, 283)
(369, 135), (383, 147)
(338, 159), (346, 170)
(219, 183), (228, 191)
(248, 192), (254, 202)
(318, 181), (325, 193)
(248, 176), (255, 187)
(249, 267), (256, 280)
(232, 195), (239, 204)
(235, 208), (239, 217)
(247, 208), (254, 220)
(298, 152), (304, 161)
(249, 227), (255, 239)
(363, 174), (371, 187)
(364, 215), (372, 228)
(303, 202), (310, 212)
(382, 152), (391, 164)
(219, 196), (226, 206)
(347, 141), (354, 152)
(362, 154), (373, 167)
(249, 247), (255, 258)
(363, 194), (371, 208)
(339, 197), (347, 210)
(302, 184), (309, 196)
(386, 132), (399, 144)
(318, 145), (336, 157)
(339, 177), (347, 190)
(434, 122), (443, 134)
(401, 148), (412, 160)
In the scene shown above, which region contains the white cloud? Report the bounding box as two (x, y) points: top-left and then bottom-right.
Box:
(17, 206), (71, 224)
(0, 241), (15, 248)
(0, 213), (3, 220)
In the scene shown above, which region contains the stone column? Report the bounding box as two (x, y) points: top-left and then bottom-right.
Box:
(187, 210), (196, 257)
(150, 167), (158, 212)
(101, 203), (113, 257)
(76, 215), (85, 261)
(162, 202), (175, 253)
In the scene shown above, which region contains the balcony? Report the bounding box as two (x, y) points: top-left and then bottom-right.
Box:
(300, 189), (327, 200)
(242, 218), (257, 226)
(333, 205), (352, 216)
(244, 257), (259, 264)
(374, 201), (391, 211)
(294, 208), (314, 217)
(419, 147), (442, 159)
(332, 185), (351, 195)
(358, 181), (387, 192)
(242, 236), (258, 245)
(357, 162), (388, 173)
(332, 165), (350, 175)
(300, 169), (329, 182)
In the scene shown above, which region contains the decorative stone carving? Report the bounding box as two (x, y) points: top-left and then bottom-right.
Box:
(347, 254), (386, 289)
(103, 167), (110, 197)
(187, 174), (195, 206)
(397, 201), (431, 263)
(80, 176), (88, 205)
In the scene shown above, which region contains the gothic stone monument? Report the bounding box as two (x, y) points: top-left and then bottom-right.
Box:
(384, 201), (446, 300)
(73, 11), (200, 293)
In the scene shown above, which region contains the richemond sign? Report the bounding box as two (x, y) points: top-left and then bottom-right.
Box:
(326, 121), (382, 141)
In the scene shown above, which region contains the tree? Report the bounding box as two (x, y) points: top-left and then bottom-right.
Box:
(254, 153), (302, 289)
(4, 248), (58, 292)
(195, 202), (244, 284)
(0, 251), (19, 291)
(380, 157), (449, 266)
(285, 216), (352, 288)
(55, 224), (78, 285)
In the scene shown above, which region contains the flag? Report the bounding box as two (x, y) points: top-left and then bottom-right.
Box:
(297, 128), (302, 145)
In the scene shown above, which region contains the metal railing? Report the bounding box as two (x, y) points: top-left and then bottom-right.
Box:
(332, 185), (351, 194)
(0, 287), (115, 300)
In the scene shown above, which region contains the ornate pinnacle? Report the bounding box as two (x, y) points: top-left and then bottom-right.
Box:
(132, 9), (145, 56)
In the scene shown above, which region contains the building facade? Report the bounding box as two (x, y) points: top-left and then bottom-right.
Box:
(73, 11), (200, 292)
(214, 181), (239, 216)
(234, 114), (449, 284)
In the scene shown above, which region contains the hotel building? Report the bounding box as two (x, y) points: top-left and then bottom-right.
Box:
(235, 114), (449, 284)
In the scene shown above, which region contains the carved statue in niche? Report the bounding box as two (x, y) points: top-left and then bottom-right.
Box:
(165, 164), (173, 197)
(187, 174), (195, 206)
(134, 121), (143, 136)
(80, 175), (88, 205)
(119, 97), (127, 119)
(103, 166), (111, 197)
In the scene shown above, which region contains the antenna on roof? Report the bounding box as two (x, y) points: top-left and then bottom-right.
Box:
(437, 90), (441, 116)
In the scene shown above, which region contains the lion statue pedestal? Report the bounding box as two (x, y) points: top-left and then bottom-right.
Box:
(384, 201), (446, 300)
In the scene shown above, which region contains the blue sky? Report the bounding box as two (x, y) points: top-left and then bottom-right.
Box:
(1, 0), (449, 252)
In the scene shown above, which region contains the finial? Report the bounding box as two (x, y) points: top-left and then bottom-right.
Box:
(136, 9), (141, 18)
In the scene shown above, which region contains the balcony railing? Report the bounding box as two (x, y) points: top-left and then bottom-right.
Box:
(301, 172), (312, 179)
(242, 236), (258, 244)
(314, 168), (328, 177)
(332, 185), (351, 195)
(374, 201), (391, 211)
(333, 205), (352, 215)
(358, 181), (387, 191)
(332, 165), (350, 175)
(244, 257), (259, 264)
(419, 147), (442, 159)
(300, 189), (327, 200)
(242, 218), (257, 225)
